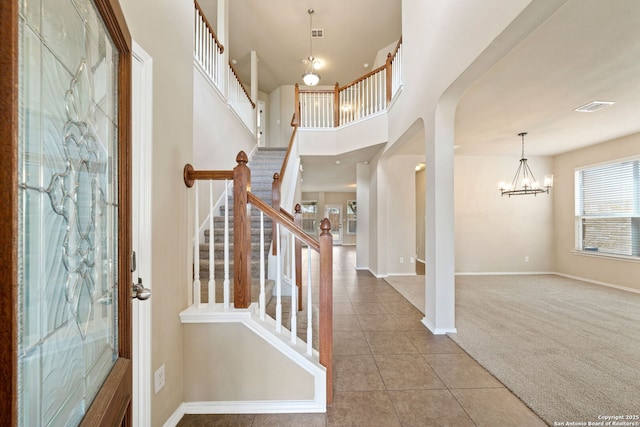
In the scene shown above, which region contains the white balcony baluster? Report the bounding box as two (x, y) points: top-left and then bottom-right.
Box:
(193, 181), (201, 307)
(259, 211), (266, 320)
(306, 247), (313, 356)
(223, 180), (230, 309)
(208, 181), (215, 309)
(290, 231), (297, 344)
(276, 224), (282, 332)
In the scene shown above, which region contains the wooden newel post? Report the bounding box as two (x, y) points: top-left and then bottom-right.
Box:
(385, 52), (393, 105)
(233, 151), (251, 308)
(294, 204), (303, 311)
(319, 217), (333, 405)
(272, 173), (281, 255)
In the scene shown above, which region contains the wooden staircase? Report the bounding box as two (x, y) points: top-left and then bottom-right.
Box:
(197, 147), (287, 304)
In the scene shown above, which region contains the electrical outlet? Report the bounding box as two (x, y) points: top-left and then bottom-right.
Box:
(410, 257), (416, 264)
(154, 364), (165, 394)
(400, 257), (404, 264)
(524, 256), (529, 263)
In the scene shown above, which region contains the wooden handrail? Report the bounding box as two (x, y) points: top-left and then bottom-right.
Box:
(183, 164), (233, 187)
(279, 115), (298, 180)
(228, 61), (256, 109)
(391, 36), (403, 60)
(280, 207), (294, 221)
(339, 64), (386, 92)
(194, 0), (224, 53)
(248, 192), (320, 252)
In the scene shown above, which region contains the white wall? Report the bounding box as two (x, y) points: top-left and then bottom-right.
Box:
(371, 39), (401, 69)
(268, 85), (296, 147)
(356, 163), (370, 269)
(118, 0), (193, 425)
(554, 133), (640, 291)
(183, 323), (315, 401)
(297, 113), (388, 156)
(454, 155), (554, 273)
(193, 67), (258, 222)
(385, 154), (423, 275)
(415, 168), (426, 261)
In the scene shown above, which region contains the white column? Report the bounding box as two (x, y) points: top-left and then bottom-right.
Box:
(356, 163), (370, 270)
(422, 108), (456, 334)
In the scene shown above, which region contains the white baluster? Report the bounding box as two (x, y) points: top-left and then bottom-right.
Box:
(208, 181), (215, 309)
(276, 224), (282, 332)
(259, 212), (266, 320)
(223, 180), (230, 309)
(306, 247), (313, 356)
(290, 231), (297, 344)
(193, 181), (201, 307)
(194, 12), (198, 62)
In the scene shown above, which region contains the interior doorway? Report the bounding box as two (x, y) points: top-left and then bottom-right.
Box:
(325, 205), (343, 245)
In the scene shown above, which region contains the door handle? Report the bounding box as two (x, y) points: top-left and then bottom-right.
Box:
(132, 278), (152, 300)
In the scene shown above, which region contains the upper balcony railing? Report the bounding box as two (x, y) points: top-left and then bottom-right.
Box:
(194, 1), (255, 133)
(296, 38), (403, 129)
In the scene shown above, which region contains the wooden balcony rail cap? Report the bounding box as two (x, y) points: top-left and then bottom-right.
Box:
(194, 0), (224, 53)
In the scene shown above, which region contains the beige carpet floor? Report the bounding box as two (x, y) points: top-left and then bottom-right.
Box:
(385, 273), (640, 426)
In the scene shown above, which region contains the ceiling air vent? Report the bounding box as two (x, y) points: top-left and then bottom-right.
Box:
(574, 101), (615, 113)
(311, 29), (324, 38)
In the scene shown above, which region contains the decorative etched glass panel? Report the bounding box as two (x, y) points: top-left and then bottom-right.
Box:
(18, 0), (119, 425)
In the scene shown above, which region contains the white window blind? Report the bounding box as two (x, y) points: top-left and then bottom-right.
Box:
(575, 159), (640, 257)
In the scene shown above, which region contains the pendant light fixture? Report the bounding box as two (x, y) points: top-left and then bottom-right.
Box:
(498, 132), (553, 197)
(302, 9), (320, 86)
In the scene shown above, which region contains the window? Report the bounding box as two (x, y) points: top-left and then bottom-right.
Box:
(301, 200), (318, 234)
(347, 200), (357, 234)
(575, 158), (640, 258)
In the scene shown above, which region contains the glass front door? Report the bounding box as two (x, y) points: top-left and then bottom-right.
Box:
(16, 0), (130, 425)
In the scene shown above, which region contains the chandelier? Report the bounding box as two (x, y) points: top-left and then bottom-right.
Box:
(498, 132), (553, 197)
(302, 9), (320, 86)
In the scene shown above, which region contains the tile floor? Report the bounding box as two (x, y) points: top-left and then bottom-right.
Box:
(177, 246), (547, 426)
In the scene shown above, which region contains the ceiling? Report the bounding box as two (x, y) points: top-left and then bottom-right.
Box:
(201, 0), (640, 191)
(200, 0), (402, 94)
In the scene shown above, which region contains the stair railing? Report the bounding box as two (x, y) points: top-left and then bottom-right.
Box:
(194, 0), (224, 90)
(194, 1), (256, 134)
(184, 152), (334, 405)
(296, 37), (403, 128)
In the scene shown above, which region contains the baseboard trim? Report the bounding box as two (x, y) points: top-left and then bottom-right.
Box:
(183, 399), (326, 414)
(455, 271), (555, 276)
(161, 398), (325, 426)
(162, 403), (186, 427)
(387, 272), (417, 277)
(454, 271), (640, 294)
(554, 272), (640, 295)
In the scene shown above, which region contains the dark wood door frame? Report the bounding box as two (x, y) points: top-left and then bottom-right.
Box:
(0, 1), (133, 425)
